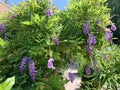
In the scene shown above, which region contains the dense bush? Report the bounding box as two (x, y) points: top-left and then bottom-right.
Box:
(0, 0), (119, 90)
(0, 0), (65, 89)
(60, 0), (120, 89)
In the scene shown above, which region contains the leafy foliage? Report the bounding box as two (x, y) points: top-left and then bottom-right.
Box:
(60, 0), (120, 89)
(0, 0), (64, 89)
(80, 45), (120, 90)
(0, 0), (119, 90)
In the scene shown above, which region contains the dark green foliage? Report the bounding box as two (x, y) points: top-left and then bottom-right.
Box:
(107, 0), (120, 44)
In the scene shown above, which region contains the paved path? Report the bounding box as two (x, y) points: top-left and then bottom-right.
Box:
(62, 62), (81, 90)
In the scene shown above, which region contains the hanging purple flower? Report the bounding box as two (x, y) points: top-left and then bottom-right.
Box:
(47, 58), (55, 70)
(10, 14), (19, 19)
(46, 8), (53, 16)
(52, 36), (60, 45)
(111, 24), (117, 31)
(87, 34), (96, 46)
(86, 45), (92, 57)
(0, 23), (6, 32)
(68, 72), (75, 83)
(105, 30), (113, 41)
(28, 60), (36, 81)
(86, 65), (91, 75)
(83, 21), (89, 35)
(19, 57), (29, 74)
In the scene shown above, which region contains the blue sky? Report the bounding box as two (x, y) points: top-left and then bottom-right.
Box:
(53, 0), (68, 10)
(1, 0), (68, 10)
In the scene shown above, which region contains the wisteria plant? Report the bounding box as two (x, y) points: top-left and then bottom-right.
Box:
(0, 0), (119, 90)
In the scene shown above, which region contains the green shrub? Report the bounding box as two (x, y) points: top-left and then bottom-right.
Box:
(0, 0), (119, 90)
(60, 0), (120, 89)
(0, 0), (64, 89)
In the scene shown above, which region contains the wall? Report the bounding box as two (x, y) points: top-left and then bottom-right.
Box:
(0, 1), (11, 18)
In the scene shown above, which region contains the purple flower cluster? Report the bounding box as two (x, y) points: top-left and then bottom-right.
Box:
(47, 58), (55, 70)
(10, 14), (19, 19)
(87, 34), (96, 46)
(83, 22), (89, 35)
(19, 57), (36, 81)
(86, 65), (91, 75)
(83, 22), (97, 75)
(105, 30), (113, 41)
(86, 34), (96, 57)
(0, 23), (6, 32)
(46, 8), (53, 17)
(86, 45), (92, 57)
(28, 60), (36, 81)
(83, 21), (96, 58)
(68, 72), (75, 83)
(52, 36), (60, 45)
(105, 24), (117, 43)
(19, 57), (29, 74)
(111, 24), (117, 31)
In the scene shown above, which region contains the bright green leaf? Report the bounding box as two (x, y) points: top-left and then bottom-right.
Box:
(0, 76), (15, 90)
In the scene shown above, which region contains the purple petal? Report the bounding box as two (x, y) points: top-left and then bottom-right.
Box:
(86, 65), (91, 75)
(87, 34), (96, 46)
(46, 8), (53, 16)
(10, 14), (19, 19)
(111, 24), (117, 31)
(83, 22), (89, 35)
(19, 57), (29, 74)
(28, 60), (36, 81)
(0, 23), (6, 32)
(52, 36), (60, 45)
(47, 58), (55, 70)
(69, 72), (75, 83)
(105, 30), (113, 41)
(86, 45), (93, 57)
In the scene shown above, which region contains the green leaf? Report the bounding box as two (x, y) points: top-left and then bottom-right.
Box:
(0, 38), (8, 47)
(21, 21), (32, 25)
(0, 76), (15, 90)
(34, 14), (40, 23)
